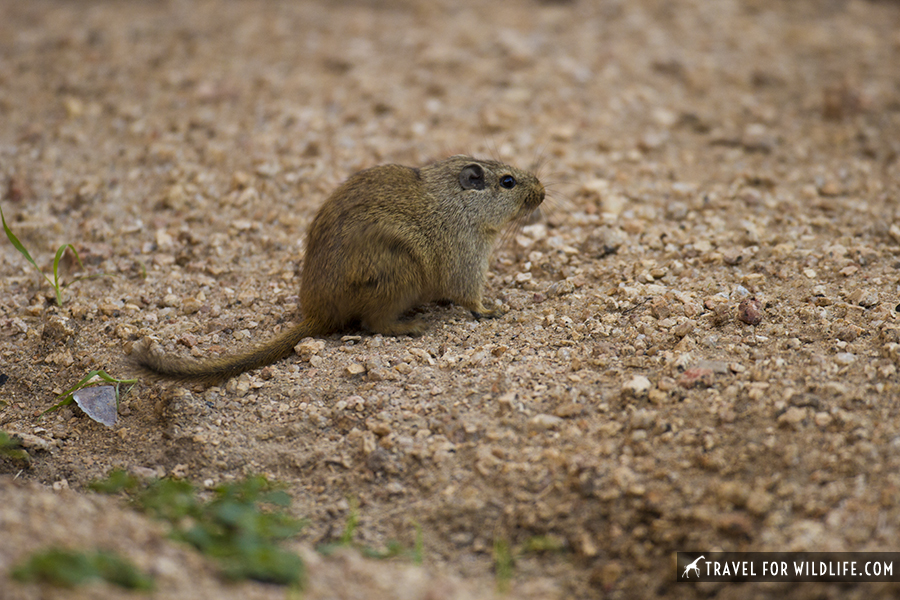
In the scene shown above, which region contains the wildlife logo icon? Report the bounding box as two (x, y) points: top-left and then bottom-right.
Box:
(683, 556), (705, 578)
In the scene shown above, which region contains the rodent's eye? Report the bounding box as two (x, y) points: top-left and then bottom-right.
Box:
(500, 175), (517, 189)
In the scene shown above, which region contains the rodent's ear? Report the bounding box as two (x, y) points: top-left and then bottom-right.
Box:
(459, 164), (486, 191)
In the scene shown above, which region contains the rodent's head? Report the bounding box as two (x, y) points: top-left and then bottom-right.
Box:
(424, 155), (545, 229)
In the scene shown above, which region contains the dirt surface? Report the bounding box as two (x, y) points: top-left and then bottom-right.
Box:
(2, 0), (900, 598)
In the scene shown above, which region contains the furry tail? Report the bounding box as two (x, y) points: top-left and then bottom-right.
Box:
(129, 321), (315, 385)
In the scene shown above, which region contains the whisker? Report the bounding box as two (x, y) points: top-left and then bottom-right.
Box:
(530, 144), (550, 176)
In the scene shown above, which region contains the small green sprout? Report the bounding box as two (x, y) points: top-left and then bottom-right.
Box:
(318, 497), (424, 562)
(490, 534), (567, 592)
(11, 547), (154, 591)
(493, 539), (515, 593)
(412, 522), (424, 565)
(87, 468), (140, 494)
(1, 204), (88, 306)
(0, 430), (29, 463)
(90, 472), (306, 586)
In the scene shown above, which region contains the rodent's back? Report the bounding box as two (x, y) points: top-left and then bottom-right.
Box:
(300, 164), (439, 330)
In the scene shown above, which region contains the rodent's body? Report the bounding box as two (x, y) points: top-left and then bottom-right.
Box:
(131, 155), (544, 383)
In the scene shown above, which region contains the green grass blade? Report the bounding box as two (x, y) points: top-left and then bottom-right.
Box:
(12, 548), (154, 591)
(339, 498), (360, 545)
(51, 245), (67, 305)
(66, 243), (86, 271)
(413, 522), (424, 565)
(493, 539), (514, 593)
(50, 244), (86, 306)
(1, 204), (53, 288)
(42, 371), (99, 414)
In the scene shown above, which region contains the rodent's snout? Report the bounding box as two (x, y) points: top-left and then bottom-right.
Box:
(515, 180), (545, 220)
(530, 180), (546, 208)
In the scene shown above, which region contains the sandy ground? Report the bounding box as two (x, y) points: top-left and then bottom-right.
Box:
(2, 0), (900, 598)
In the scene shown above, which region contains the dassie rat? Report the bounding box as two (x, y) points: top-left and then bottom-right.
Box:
(131, 155), (545, 383)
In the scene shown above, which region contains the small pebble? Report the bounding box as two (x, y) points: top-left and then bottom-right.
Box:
(554, 403), (585, 418)
(848, 289), (878, 308)
(295, 339), (326, 361)
(346, 363), (366, 376)
(778, 407), (807, 428)
(580, 226), (624, 257)
(834, 352), (856, 366)
(814, 412), (833, 427)
(529, 414), (564, 430)
(162, 294), (179, 308)
(737, 297), (763, 325)
(622, 375), (652, 398)
(678, 367), (714, 389)
(671, 319), (695, 338)
(649, 296), (671, 320)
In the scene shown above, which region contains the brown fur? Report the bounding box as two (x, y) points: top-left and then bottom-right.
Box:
(129, 155), (545, 384)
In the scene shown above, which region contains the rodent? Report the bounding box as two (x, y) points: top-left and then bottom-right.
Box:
(130, 155), (545, 384)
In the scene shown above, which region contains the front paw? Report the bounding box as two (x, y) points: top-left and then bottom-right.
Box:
(471, 302), (507, 320)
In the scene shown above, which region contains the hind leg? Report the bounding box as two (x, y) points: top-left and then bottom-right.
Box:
(353, 244), (429, 336)
(360, 283), (428, 335)
(364, 313), (427, 336)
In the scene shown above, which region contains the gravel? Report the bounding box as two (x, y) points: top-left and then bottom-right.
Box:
(2, 0), (900, 598)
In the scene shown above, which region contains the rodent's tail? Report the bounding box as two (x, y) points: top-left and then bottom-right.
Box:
(129, 320), (316, 385)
